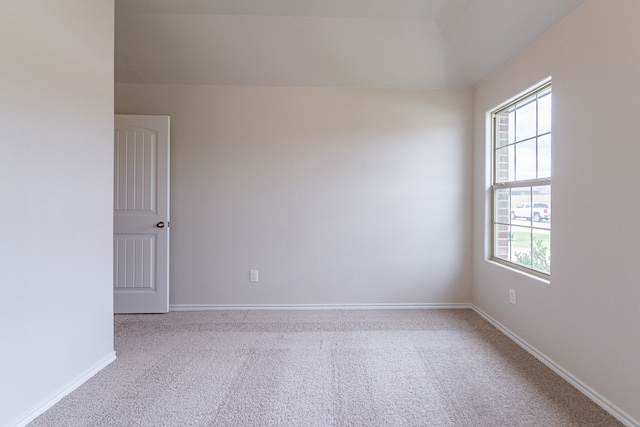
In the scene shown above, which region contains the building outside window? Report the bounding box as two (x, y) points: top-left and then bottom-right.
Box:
(492, 82), (551, 277)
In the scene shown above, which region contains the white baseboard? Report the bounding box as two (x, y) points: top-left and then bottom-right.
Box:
(170, 302), (472, 311)
(9, 351), (117, 427)
(472, 305), (638, 427)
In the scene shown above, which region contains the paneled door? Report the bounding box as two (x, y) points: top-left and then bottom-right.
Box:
(114, 115), (170, 313)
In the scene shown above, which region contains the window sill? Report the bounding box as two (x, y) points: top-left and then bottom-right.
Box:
(488, 258), (551, 285)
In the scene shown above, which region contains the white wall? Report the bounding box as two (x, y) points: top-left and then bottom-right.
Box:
(115, 85), (472, 306)
(0, 2), (115, 426)
(472, 0), (640, 424)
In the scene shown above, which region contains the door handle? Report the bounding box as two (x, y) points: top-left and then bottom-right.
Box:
(156, 221), (166, 228)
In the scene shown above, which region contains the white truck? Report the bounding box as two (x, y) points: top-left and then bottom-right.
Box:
(511, 202), (550, 222)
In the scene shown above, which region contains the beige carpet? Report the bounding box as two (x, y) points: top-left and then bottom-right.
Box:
(30, 309), (622, 426)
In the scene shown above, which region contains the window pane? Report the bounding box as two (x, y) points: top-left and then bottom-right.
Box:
(495, 109), (513, 148)
(515, 97), (536, 142)
(511, 225), (532, 269)
(515, 139), (536, 181)
(532, 185), (550, 224)
(494, 223), (511, 261)
(538, 134), (551, 178)
(495, 145), (514, 183)
(538, 91), (552, 135)
(494, 188), (511, 224)
(508, 110), (515, 145)
(510, 186), (532, 226)
(532, 229), (551, 274)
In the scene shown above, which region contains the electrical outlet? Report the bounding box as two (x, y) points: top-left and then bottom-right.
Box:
(509, 289), (517, 305)
(250, 270), (259, 282)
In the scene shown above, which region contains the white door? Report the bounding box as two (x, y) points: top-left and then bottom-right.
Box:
(114, 115), (170, 313)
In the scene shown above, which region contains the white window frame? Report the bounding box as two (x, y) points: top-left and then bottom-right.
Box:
(491, 81), (552, 279)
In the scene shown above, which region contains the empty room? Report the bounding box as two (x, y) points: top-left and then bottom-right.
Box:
(1, 0), (639, 426)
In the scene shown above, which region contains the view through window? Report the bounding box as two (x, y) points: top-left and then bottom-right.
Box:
(492, 82), (551, 276)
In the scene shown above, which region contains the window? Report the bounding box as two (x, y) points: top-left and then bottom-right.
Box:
(492, 82), (551, 277)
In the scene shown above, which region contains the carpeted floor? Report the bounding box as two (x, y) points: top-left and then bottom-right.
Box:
(30, 309), (622, 426)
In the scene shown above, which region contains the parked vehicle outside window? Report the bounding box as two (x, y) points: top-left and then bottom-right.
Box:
(511, 203), (550, 222)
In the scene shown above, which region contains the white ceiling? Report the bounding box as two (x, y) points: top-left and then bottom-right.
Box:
(115, 0), (587, 88)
